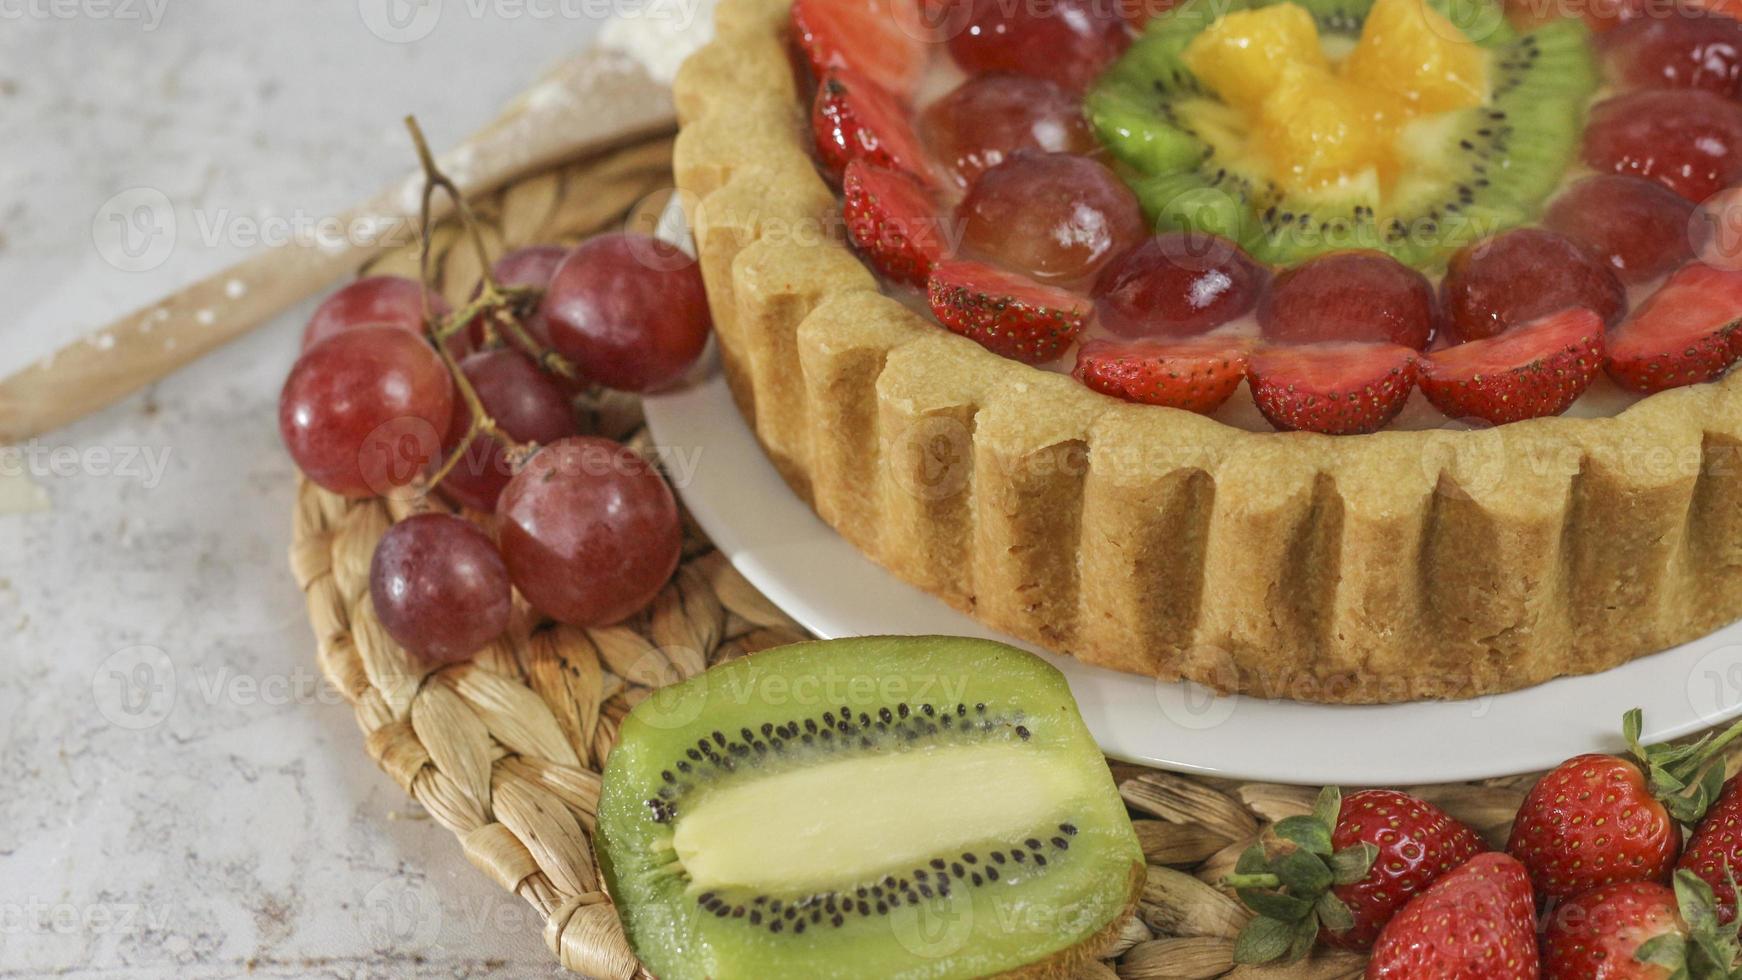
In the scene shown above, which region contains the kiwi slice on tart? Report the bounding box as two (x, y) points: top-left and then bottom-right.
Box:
(595, 636), (1143, 980)
(1087, 0), (1598, 269)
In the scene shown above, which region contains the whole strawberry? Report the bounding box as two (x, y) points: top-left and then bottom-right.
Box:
(1366, 852), (1540, 979)
(1228, 787), (1486, 963)
(1542, 873), (1741, 979)
(1680, 776), (1742, 923)
(1509, 711), (1740, 904)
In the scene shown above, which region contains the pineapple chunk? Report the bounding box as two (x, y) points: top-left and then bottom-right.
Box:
(1183, 5), (1329, 111)
(1342, 0), (1489, 113)
(1258, 63), (1405, 192)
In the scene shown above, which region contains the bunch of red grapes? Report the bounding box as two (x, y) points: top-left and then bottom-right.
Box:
(279, 232), (712, 665)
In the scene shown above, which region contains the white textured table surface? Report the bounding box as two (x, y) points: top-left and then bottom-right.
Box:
(0, 2), (686, 975)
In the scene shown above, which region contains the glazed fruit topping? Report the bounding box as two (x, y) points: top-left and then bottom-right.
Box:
(1093, 233), (1269, 339)
(1543, 175), (1698, 285)
(791, 0), (929, 99)
(1247, 343), (1420, 436)
(843, 160), (951, 288)
(1072, 337), (1252, 413)
(1258, 250), (1437, 350)
(1608, 262), (1742, 393)
(927, 258), (1091, 364)
(1584, 88), (1742, 202)
(541, 232), (712, 393)
(920, 74), (1095, 189)
(940, 0), (1132, 93)
(1602, 7), (1742, 98)
(811, 69), (930, 183)
(958, 153), (1146, 287)
(1419, 307), (1607, 426)
(1441, 227), (1628, 342)
(1181, 0), (1486, 193)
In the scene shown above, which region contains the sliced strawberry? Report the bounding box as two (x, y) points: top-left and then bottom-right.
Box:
(1247, 344), (1419, 436)
(812, 69), (929, 183)
(843, 160), (950, 287)
(1608, 263), (1742, 393)
(927, 258), (1089, 364)
(1420, 308), (1607, 426)
(1073, 337), (1250, 414)
(791, 0), (928, 99)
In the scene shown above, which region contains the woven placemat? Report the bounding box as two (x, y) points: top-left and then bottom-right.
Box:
(285, 134), (1697, 978)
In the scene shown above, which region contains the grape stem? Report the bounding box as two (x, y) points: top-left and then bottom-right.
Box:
(403, 115), (548, 493)
(402, 117), (583, 382)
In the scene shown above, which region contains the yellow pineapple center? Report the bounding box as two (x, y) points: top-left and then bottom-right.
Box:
(1182, 0), (1490, 195)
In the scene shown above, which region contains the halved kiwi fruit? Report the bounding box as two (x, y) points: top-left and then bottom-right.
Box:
(1087, 0), (1598, 269)
(596, 636), (1143, 980)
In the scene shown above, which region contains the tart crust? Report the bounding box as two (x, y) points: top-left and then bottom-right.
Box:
(672, 0), (1742, 703)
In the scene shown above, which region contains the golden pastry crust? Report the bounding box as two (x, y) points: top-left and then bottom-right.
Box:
(672, 0), (1742, 703)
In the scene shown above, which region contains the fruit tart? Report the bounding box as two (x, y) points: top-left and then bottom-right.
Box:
(671, 0), (1742, 703)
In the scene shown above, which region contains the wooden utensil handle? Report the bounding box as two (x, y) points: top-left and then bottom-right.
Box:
(0, 199), (410, 444)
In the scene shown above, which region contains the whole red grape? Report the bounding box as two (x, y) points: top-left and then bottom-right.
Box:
(1259, 251), (1438, 350)
(1583, 89), (1742, 202)
(302, 275), (457, 355)
(369, 513), (513, 665)
(921, 74), (1095, 188)
(942, 0), (1132, 92)
(1093, 233), (1268, 338)
(1603, 8), (1742, 97)
(279, 326), (454, 498)
(436, 349), (579, 513)
(1440, 228), (1629, 342)
(1544, 175), (1698, 284)
(541, 234), (712, 392)
(959, 153), (1146, 286)
(498, 437), (682, 628)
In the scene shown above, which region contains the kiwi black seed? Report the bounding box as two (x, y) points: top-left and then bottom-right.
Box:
(595, 637), (1144, 980)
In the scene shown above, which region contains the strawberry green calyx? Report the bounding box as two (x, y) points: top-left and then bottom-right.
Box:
(1625, 709), (1742, 827)
(1225, 787), (1377, 965)
(1635, 870), (1742, 980)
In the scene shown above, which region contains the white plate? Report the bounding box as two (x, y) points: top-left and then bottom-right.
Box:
(644, 364), (1742, 784)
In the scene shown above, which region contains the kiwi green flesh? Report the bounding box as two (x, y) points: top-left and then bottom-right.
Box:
(1088, 0), (1595, 270)
(595, 636), (1143, 980)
